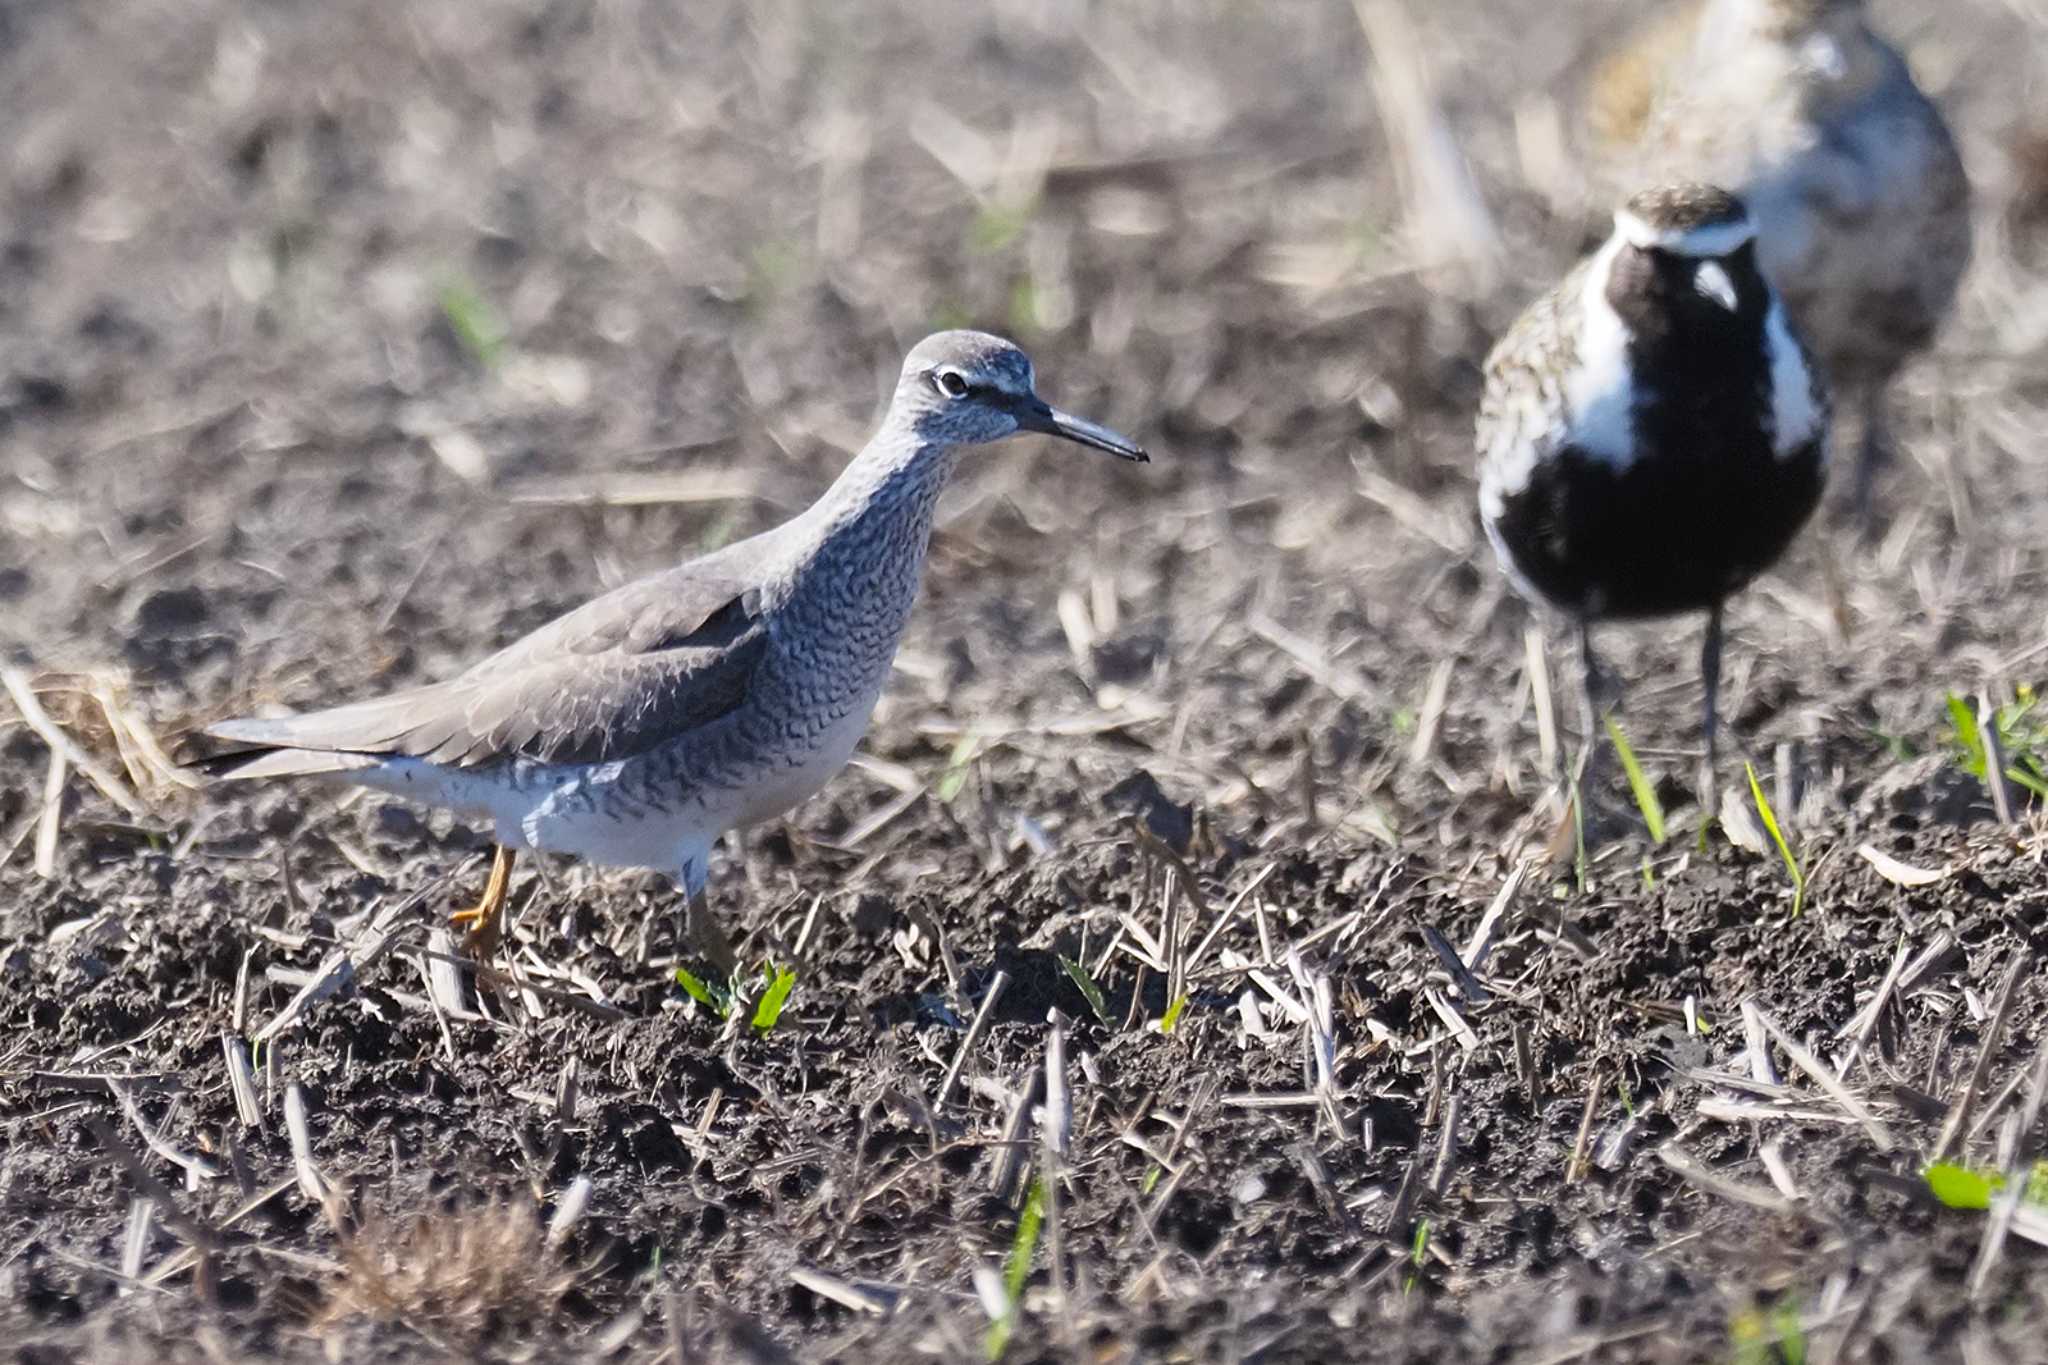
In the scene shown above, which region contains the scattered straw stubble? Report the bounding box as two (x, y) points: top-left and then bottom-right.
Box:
(314, 1199), (583, 1344)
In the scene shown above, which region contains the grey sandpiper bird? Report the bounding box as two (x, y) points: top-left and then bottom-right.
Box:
(1586, 0), (1970, 516)
(1478, 185), (1828, 806)
(194, 330), (1147, 968)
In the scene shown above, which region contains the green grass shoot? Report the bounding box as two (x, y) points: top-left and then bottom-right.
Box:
(1869, 725), (1916, 763)
(1945, 688), (2048, 802)
(1160, 993), (1189, 1034)
(1604, 716), (1665, 843)
(751, 963), (798, 1032)
(1946, 693), (1982, 769)
(1058, 955), (1110, 1025)
(1924, 1159), (2048, 1210)
(936, 731), (980, 803)
(1731, 1299), (1807, 1365)
(1404, 1217), (1430, 1294)
(970, 201), (1034, 254)
(1744, 762), (1804, 917)
(1008, 277), (1040, 334)
(1141, 1165), (1162, 1196)
(744, 240), (801, 304)
(1005, 1177), (1045, 1306)
(436, 279), (505, 368)
(1775, 1301), (1808, 1365)
(983, 1178), (1045, 1361)
(674, 966), (729, 1019)
(1925, 1161), (1998, 1209)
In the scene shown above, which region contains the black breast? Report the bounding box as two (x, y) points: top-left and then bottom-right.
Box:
(1488, 243), (1824, 621)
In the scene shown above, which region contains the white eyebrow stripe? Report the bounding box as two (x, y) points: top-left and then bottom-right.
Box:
(1614, 211), (1755, 257)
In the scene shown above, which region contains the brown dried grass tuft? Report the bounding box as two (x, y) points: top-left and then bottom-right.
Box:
(313, 1199), (580, 1342)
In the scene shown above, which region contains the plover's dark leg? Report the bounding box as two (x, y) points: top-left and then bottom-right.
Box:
(1698, 602), (1725, 812)
(452, 845), (516, 958)
(1575, 619), (1611, 764)
(1539, 618), (1610, 859)
(1848, 383), (1892, 528)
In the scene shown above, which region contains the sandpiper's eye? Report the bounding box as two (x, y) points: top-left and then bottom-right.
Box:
(933, 368), (970, 399)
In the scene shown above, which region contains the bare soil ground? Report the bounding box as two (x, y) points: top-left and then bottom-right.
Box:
(5, 0), (2048, 1360)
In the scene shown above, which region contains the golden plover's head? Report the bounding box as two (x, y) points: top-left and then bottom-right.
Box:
(1614, 185), (1756, 259)
(1591, 184), (1825, 460)
(1603, 185), (1768, 326)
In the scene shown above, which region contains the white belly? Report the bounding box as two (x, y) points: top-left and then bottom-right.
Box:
(343, 690), (882, 873)
(729, 693), (880, 828)
(350, 755), (723, 871)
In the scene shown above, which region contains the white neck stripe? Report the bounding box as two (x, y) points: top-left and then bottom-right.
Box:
(1614, 211), (1755, 257)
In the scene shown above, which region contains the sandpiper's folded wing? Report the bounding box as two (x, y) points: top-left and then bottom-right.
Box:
(200, 560), (776, 774)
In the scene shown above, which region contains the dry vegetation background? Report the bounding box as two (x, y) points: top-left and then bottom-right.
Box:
(4, 0), (2048, 1361)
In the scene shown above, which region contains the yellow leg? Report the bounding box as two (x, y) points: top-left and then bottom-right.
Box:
(450, 846), (516, 957)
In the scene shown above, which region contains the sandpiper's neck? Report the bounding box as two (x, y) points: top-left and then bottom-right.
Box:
(786, 420), (959, 603)
(813, 421), (956, 532)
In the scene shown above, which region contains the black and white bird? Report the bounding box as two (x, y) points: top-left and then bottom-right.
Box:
(1478, 184), (1829, 800)
(1588, 0), (1969, 516)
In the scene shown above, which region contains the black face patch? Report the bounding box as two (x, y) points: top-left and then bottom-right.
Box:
(1605, 241), (1769, 349)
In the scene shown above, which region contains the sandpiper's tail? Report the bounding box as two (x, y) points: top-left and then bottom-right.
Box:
(187, 744), (382, 781)
(186, 679), (468, 780)
(186, 713), (392, 781)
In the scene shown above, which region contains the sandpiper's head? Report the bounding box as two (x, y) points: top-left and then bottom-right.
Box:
(1605, 184), (1768, 324)
(893, 330), (1147, 462)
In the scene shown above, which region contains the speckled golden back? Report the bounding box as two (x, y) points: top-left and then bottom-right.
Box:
(1585, 0), (1711, 152)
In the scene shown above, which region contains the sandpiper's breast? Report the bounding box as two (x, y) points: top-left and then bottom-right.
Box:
(727, 688), (882, 829)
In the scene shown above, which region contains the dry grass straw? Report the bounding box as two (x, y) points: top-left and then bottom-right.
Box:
(1354, 0), (1501, 295)
(314, 1198), (581, 1341)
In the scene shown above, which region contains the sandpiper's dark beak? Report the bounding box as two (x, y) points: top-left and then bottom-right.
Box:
(1018, 396), (1149, 463)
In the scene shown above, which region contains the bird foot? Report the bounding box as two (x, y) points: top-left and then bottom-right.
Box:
(452, 846), (516, 960)
(450, 905), (502, 959)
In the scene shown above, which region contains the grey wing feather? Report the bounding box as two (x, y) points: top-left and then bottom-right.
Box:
(205, 555), (778, 769)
